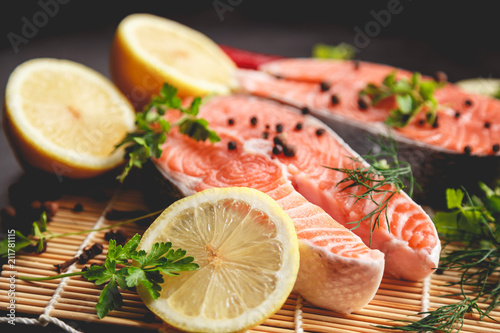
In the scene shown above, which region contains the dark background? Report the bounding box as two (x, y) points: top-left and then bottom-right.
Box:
(0, 1), (499, 330)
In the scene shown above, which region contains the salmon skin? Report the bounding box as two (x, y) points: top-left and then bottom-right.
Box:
(236, 59), (500, 207)
(146, 95), (440, 311)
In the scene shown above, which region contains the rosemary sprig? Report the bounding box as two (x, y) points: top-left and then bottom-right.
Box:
(359, 71), (445, 127)
(379, 183), (500, 332)
(325, 133), (416, 245)
(115, 83), (220, 182)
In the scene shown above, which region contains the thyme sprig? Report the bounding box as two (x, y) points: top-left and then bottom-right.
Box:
(326, 134), (416, 245)
(360, 71), (445, 128)
(379, 183), (500, 332)
(115, 83), (220, 182)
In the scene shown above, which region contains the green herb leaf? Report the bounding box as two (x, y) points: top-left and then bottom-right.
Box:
(107, 233), (141, 264)
(133, 241), (173, 267)
(95, 278), (123, 319)
(33, 212), (48, 233)
(0, 231), (33, 258)
(86, 233), (198, 317)
(15, 227), (199, 319)
(31, 215), (48, 254)
(312, 43), (356, 60)
(446, 188), (465, 210)
(494, 86), (500, 100)
(360, 71), (445, 128)
(115, 83), (220, 182)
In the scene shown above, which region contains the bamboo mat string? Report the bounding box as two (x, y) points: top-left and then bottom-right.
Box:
(294, 295), (304, 333)
(421, 275), (431, 313)
(415, 275), (432, 333)
(0, 187), (121, 332)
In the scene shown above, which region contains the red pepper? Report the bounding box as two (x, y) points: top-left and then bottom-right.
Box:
(219, 44), (284, 70)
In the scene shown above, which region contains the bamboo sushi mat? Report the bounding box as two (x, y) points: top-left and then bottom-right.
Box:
(1, 185), (499, 333)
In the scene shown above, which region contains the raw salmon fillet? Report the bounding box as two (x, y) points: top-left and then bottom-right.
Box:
(154, 96), (385, 313)
(157, 95), (440, 281)
(237, 58), (500, 156)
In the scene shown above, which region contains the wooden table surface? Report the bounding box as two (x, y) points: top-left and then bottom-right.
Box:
(0, 1), (499, 331)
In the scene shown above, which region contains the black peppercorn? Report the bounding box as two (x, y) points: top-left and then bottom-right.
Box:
(272, 145), (283, 155)
(320, 82), (330, 92)
(283, 144), (297, 157)
(331, 95), (339, 105)
(316, 128), (326, 136)
(434, 71), (448, 83)
(73, 203), (84, 212)
(358, 98), (368, 110)
(432, 116), (439, 128)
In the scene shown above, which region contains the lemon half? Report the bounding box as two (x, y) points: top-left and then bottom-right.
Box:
(456, 78), (500, 97)
(3, 58), (136, 179)
(110, 13), (236, 109)
(137, 187), (299, 333)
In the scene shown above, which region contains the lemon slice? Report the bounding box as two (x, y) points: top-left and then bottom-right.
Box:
(3, 58), (136, 179)
(455, 78), (500, 97)
(137, 187), (299, 333)
(110, 13), (236, 109)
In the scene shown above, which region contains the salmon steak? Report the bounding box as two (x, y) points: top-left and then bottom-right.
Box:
(147, 94), (440, 312)
(236, 59), (500, 206)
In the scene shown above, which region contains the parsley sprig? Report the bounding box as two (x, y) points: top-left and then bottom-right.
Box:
(116, 83), (220, 182)
(379, 183), (500, 332)
(326, 134), (417, 245)
(18, 234), (199, 318)
(360, 71), (445, 128)
(0, 212), (49, 256)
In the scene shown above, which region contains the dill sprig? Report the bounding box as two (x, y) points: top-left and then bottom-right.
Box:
(379, 298), (482, 332)
(325, 133), (416, 245)
(379, 183), (500, 332)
